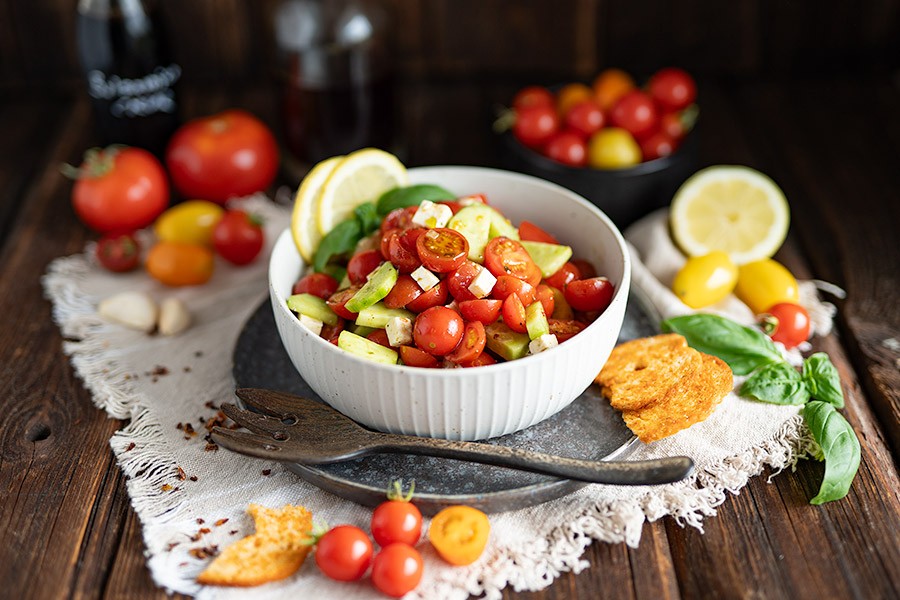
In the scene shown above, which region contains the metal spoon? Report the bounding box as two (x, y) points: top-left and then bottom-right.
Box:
(210, 388), (693, 486)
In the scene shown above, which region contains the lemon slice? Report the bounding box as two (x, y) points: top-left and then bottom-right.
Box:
(670, 165), (790, 265)
(317, 148), (408, 235)
(291, 156), (343, 263)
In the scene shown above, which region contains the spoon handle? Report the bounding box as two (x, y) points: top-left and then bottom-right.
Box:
(376, 435), (693, 485)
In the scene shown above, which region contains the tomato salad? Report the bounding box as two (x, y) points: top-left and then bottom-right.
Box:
(288, 191), (614, 368)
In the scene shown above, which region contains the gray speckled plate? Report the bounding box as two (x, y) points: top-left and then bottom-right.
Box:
(232, 290), (659, 515)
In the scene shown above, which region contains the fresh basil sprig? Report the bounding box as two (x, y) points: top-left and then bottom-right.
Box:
(376, 184), (455, 216)
(660, 313), (856, 504)
(312, 201), (385, 274)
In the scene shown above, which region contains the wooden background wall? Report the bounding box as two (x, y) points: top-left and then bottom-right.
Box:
(2, 0), (899, 93)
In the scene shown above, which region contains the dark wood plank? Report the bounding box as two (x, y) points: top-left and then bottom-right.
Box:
(105, 502), (173, 599)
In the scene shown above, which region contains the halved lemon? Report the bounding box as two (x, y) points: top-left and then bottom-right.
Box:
(317, 148), (408, 236)
(291, 156), (343, 263)
(670, 165), (790, 265)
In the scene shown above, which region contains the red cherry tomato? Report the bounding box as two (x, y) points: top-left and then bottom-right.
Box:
(512, 86), (555, 112)
(564, 100), (606, 138)
(321, 320), (345, 345)
(165, 109), (279, 203)
(347, 249), (384, 284)
(570, 258), (597, 280)
(447, 261), (483, 302)
(544, 131), (587, 167)
(513, 104), (560, 148)
(399, 345), (440, 368)
(371, 484), (423, 547)
(518, 221), (559, 244)
(458, 299), (503, 324)
(484, 237), (542, 287)
(446, 321), (487, 365)
(761, 302), (811, 349)
(292, 272), (339, 299)
(381, 206), (419, 234)
(95, 232), (141, 272)
(387, 230), (422, 273)
(545, 261), (581, 290)
(548, 318), (587, 342)
(69, 146), (169, 233)
(314, 525), (373, 582)
(327, 285), (362, 319)
(405, 279), (449, 313)
(371, 543), (423, 598)
(648, 67), (697, 112)
(465, 352), (497, 367)
(367, 328), (392, 348)
(491, 275), (536, 304)
(383, 274), (423, 309)
(564, 277), (615, 312)
(457, 194), (488, 205)
(416, 228), (469, 273)
(413, 306), (464, 356)
(640, 131), (677, 161)
(212, 210), (264, 265)
(661, 111), (688, 141)
(439, 200), (463, 214)
(535, 284), (556, 317)
(610, 91), (659, 139)
(501, 294), (528, 334)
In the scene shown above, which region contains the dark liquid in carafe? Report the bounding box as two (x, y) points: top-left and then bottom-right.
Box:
(76, 4), (180, 155)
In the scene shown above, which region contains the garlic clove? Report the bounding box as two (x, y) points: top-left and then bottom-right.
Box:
(98, 292), (158, 332)
(158, 297), (191, 336)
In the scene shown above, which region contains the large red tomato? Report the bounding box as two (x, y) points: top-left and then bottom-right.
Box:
(69, 146), (169, 233)
(165, 109), (279, 203)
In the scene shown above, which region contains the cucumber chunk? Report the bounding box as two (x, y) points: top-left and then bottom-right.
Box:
(345, 261), (398, 313)
(447, 204), (493, 262)
(520, 240), (573, 278)
(525, 301), (550, 340)
(287, 293), (339, 326)
(350, 324), (377, 337)
(355, 302), (415, 329)
(485, 322), (531, 361)
(488, 214), (520, 240)
(337, 331), (398, 365)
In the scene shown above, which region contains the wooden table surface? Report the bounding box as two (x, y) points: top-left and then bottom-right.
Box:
(1, 78), (899, 599)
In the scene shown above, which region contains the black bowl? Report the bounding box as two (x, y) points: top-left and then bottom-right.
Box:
(499, 129), (698, 228)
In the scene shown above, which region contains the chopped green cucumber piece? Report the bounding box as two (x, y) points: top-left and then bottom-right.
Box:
(337, 331), (398, 365)
(287, 293), (339, 326)
(355, 302), (415, 329)
(520, 240), (573, 278)
(350, 324), (377, 337)
(345, 261), (398, 313)
(525, 301), (550, 340)
(488, 214), (519, 240)
(485, 322), (531, 361)
(447, 204), (493, 262)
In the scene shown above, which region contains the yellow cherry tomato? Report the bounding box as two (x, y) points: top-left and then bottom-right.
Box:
(146, 241), (215, 286)
(588, 128), (641, 169)
(556, 83), (593, 118)
(592, 68), (636, 110)
(153, 200), (224, 246)
(428, 505), (490, 566)
(671, 251), (738, 308)
(733, 258), (800, 314)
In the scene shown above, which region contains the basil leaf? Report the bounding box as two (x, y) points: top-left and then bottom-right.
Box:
(802, 353), (845, 408)
(313, 219), (362, 273)
(739, 362), (810, 405)
(354, 202), (381, 236)
(376, 184), (455, 215)
(322, 264), (347, 285)
(803, 401), (860, 504)
(661, 314), (783, 375)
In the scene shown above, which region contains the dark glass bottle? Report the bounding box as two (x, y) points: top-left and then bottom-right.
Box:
(76, 0), (181, 155)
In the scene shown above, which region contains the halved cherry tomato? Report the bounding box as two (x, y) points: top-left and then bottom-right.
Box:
(381, 206), (419, 233)
(518, 221), (559, 244)
(446, 321), (486, 365)
(347, 249), (383, 284)
(413, 306), (464, 356)
(565, 277), (615, 312)
(484, 237), (541, 287)
(760, 302), (810, 349)
(491, 275), (536, 304)
(327, 285), (362, 319)
(399, 345), (440, 368)
(458, 299), (502, 324)
(447, 261), (483, 302)
(96, 232), (141, 272)
(565, 99), (605, 138)
(367, 329), (392, 348)
(548, 319), (587, 342)
(314, 525), (373, 582)
(320, 320), (345, 345)
(380, 227), (401, 260)
(464, 352), (497, 367)
(544, 261), (581, 290)
(549, 287), (574, 320)
(371, 543), (423, 598)
(513, 104), (559, 148)
(386, 230), (422, 273)
(146, 241), (214, 286)
(416, 228), (469, 273)
(292, 272), (339, 299)
(501, 294), (528, 334)
(429, 505), (490, 566)
(405, 279), (449, 313)
(383, 274), (423, 309)
(570, 258), (597, 280)
(512, 86), (555, 112)
(535, 284), (555, 317)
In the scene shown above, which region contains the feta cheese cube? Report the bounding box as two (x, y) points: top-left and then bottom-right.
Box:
(411, 265), (440, 291)
(467, 266), (497, 298)
(385, 316), (413, 347)
(529, 333), (559, 355)
(298, 314), (324, 336)
(411, 200), (452, 229)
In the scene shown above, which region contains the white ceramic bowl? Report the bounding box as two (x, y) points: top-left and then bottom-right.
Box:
(269, 166), (631, 440)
